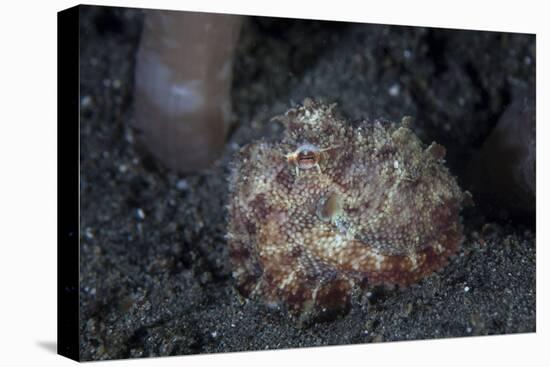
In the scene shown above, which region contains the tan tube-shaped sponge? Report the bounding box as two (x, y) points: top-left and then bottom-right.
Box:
(134, 10), (242, 172)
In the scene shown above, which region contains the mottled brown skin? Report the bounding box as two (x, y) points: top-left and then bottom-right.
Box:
(227, 98), (470, 322)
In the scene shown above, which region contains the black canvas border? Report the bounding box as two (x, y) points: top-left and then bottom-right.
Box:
(57, 5), (80, 362)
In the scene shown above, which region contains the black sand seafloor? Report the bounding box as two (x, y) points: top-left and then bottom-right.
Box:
(78, 6), (536, 361)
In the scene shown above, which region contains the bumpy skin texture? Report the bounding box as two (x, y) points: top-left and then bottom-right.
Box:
(227, 99), (469, 322)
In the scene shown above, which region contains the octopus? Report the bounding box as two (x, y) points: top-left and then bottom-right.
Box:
(227, 98), (471, 322)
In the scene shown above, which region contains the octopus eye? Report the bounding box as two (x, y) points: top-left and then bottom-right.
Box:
(296, 150), (318, 168)
(285, 143), (324, 175)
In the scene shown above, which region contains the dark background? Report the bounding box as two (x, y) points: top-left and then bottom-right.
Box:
(79, 5), (535, 360)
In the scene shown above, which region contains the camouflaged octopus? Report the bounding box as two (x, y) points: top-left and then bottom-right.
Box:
(227, 98), (471, 322)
